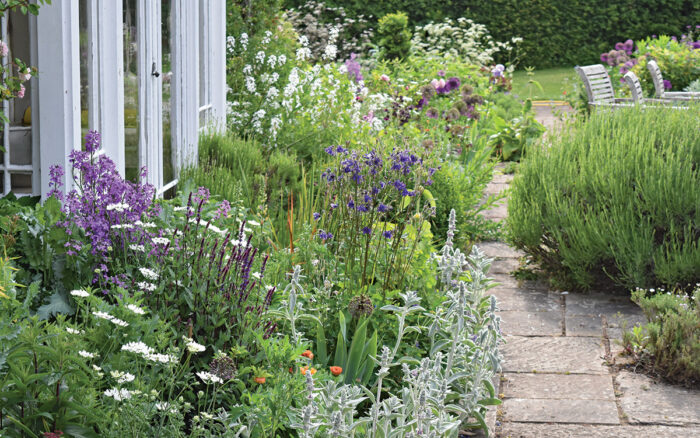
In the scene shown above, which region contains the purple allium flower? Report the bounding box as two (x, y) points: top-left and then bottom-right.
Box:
(313, 212), (321, 221)
(663, 79), (672, 90)
(437, 69), (445, 77)
(382, 230), (393, 239)
(445, 76), (461, 92)
(615, 42), (624, 50)
(361, 226), (371, 235)
(600, 53), (609, 63)
(426, 108), (439, 119)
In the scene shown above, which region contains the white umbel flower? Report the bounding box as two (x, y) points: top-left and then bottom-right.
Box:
(121, 341), (155, 356)
(183, 337), (206, 354)
(139, 268), (158, 280)
(70, 289), (90, 298)
(196, 371), (223, 384)
(78, 350), (96, 359)
(126, 304), (145, 315)
(104, 388), (132, 401)
(92, 311), (114, 321)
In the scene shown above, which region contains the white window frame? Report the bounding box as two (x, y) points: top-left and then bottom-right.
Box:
(198, 0), (226, 135)
(0, 12), (40, 196)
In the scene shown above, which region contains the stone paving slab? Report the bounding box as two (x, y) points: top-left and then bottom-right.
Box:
(502, 398), (619, 424)
(566, 293), (641, 317)
(606, 313), (647, 340)
(480, 204), (508, 221)
(565, 314), (603, 337)
(617, 371), (700, 425)
(502, 336), (608, 374)
(498, 423), (700, 438)
(483, 182), (511, 196)
(492, 172), (515, 185)
(502, 373), (615, 400)
(487, 288), (561, 313)
(488, 258), (521, 275)
(499, 311), (562, 336)
(479, 241), (525, 259)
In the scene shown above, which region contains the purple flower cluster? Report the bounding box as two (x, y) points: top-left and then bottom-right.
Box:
(345, 53), (363, 82)
(49, 130), (157, 256)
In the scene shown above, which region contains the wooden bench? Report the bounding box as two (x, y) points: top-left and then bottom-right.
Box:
(575, 64), (632, 109)
(647, 60), (699, 101)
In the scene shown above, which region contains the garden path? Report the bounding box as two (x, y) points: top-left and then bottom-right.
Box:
(476, 162), (700, 438)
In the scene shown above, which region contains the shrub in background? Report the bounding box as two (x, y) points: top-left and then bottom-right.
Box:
(508, 106), (700, 292)
(630, 34), (700, 96)
(284, 0), (374, 61)
(623, 286), (699, 385)
(411, 17), (522, 67)
(377, 11), (412, 60)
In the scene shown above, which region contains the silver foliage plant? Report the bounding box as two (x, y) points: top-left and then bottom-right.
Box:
(292, 209), (503, 437)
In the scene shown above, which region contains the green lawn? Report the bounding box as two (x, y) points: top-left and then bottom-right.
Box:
(511, 67), (576, 101)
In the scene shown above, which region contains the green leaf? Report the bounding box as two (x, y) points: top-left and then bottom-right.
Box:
(360, 330), (378, 384)
(315, 322), (328, 366)
(334, 330), (347, 368)
(37, 291), (74, 320)
(344, 318), (368, 384)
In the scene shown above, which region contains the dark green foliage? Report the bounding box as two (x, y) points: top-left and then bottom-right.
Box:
(377, 11), (412, 60)
(508, 106), (700, 291)
(624, 288), (700, 385)
(283, 0), (700, 68)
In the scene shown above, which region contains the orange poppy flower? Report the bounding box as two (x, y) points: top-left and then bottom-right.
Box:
(254, 377), (266, 384)
(301, 350), (314, 360)
(300, 366), (317, 376)
(330, 366), (342, 376)
(289, 366), (294, 374)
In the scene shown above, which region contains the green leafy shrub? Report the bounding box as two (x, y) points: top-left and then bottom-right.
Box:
(430, 153), (499, 247)
(630, 35), (700, 96)
(508, 106), (700, 291)
(623, 286), (699, 385)
(377, 11), (412, 60)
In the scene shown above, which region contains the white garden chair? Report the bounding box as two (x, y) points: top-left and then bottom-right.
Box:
(647, 60), (699, 101)
(623, 71), (691, 110)
(575, 64), (633, 109)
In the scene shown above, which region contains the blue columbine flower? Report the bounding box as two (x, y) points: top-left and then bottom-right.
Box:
(347, 199), (355, 209)
(319, 230), (333, 240)
(325, 146), (336, 156)
(378, 203), (391, 213)
(361, 226), (372, 235)
(313, 212), (321, 221)
(383, 230), (393, 239)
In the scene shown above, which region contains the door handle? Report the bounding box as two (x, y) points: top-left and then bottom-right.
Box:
(151, 62), (160, 77)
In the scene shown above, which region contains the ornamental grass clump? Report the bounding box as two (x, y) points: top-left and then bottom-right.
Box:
(509, 106), (700, 292)
(315, 143), (436, 292)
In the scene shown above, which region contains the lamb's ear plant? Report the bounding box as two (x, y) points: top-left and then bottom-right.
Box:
(291, 210), (503, 437)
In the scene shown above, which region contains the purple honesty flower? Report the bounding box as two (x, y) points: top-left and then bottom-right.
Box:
(663, 79), (672, 90)
(84, 130), (101, 153)
(345, 53), (363, 82)
(213, 200), (231, 220)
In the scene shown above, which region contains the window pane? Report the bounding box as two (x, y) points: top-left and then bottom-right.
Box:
(123, 0), (140, 181)
(10, 173), (31, 194)
(79, 0), (89, 139)
(162, 0), (174, 186)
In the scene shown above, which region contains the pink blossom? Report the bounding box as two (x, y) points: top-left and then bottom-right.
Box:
(18, 68), (31, 81)
(380, 74), (390, 82)
(17, 84), (25, 99)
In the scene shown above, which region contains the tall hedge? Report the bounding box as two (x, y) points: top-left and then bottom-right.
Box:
(283, 0), (700, 68)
